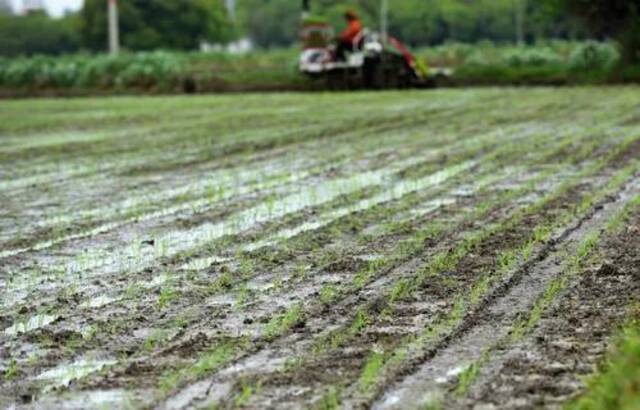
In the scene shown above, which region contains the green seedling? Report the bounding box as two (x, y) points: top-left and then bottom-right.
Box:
(359, 350), (385, 392)
(234, 380), (261, 408)
(264, 304), (305, 340)
(319, 284), (338, 306)
(316, 386), (341, 410)
(158, 286), (180, 310)
(4, 359), (18, 381)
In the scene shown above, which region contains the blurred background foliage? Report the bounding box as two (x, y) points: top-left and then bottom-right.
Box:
(0, 0), (636, 57)
(0, 0), (638, 92)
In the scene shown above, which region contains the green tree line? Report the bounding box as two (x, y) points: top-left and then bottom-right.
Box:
(0, 0), (638, 64)
(0, 0), (233, 56)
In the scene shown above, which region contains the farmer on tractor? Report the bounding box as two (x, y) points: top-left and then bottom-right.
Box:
(335, 10), (363, 61)
(299, 0), (451, 88)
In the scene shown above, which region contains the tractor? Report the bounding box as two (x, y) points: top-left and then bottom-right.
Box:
(298, 0), (449, 89)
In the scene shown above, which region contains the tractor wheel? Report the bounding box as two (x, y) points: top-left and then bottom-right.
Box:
(387, 55), (413, 89)
(326, 70), (347, 91)
(363, 57), (384, 89)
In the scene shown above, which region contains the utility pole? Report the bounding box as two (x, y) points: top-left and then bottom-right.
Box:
(108, 0), (120, 55)
(225, 0), (236, 22)
(380, 0), (388, 43)
(515, 0), (526, 46)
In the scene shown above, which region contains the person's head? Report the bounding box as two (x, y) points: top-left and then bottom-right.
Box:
(344, 10), (359, 22)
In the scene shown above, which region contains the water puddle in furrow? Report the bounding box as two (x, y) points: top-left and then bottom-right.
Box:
(164, 381), (234, 410)
(183, 160), (477, 270)
(435, 365), (470, 384)
(184, 167), (513, 272)
(51, 155), (435, 275)
(80, 295), (118, 309)
(5, 130), (511, 313)
(0, 140), (413, 258)
(4, 314), (59, 336)
(181, 256), (231, 271)
(32, 388), (150, 409)
(4, 154), (447, 314)
(23, 133), (387, 235)
(0, 159), (315, 260)
(0, 116), (226, 185)
(33, 357), (117, 393)
(30, 155), (314, 231)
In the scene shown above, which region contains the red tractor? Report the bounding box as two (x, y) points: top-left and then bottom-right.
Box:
(298, 1), (441, 89)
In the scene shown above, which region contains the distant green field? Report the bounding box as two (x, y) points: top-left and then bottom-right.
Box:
(1, 41), (637, 95)
(0, 88), (639, 409)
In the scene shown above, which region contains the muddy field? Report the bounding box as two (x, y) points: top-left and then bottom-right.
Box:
(1, 88), (639, 409)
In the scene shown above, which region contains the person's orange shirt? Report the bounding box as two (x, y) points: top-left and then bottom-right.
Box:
(340, 19), (362, 43)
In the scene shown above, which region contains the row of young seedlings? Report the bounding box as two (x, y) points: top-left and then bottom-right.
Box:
(1, 116), (516, 397)
(339, 139), (640, 407)
(0, 109), (248, 188)
(87, 139), (508, 401)
(1, 111), (434, 254)
(13, 120), (624, 406)
(10, 101), (616, 400)
(1, 93), (339, 169)
(1, 122), (459, 313)
(91, 121), (560, 403)
(149, 188), (518, 402)
(210, 130), (632, 392)
(1, 94), (430, 245)
(178, 129), (514, 291)
(400, 167), (640, 408)
(0, 88), (626, 195)
(81, 121), (520, 298)
(30, 146), (470, 312)
(176, 120), (576, 295)
(1, 93), (584, 278)
(1, 114), (510, 346)
(161, 122), (509, 267)
(259, 133), (636, 408)
(0, 116), (616, 400)
(45, 113), (492, 270)
(448, 191), (640, 409)
(1, 87), (580, 240)
(158, 123), (616, 406)
(0, 131), (390, 257)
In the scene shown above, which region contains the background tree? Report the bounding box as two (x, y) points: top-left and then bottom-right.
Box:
(545, 0), (640, 63)
(79, 0), (233, 52)
(0, 12), (79, 56)
(236, 0), (301, 48)
(235, 0), (586, 48)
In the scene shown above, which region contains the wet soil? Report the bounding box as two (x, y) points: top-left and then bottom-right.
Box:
(1, 88), (639, 409)
(457, 213), (640, 409)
